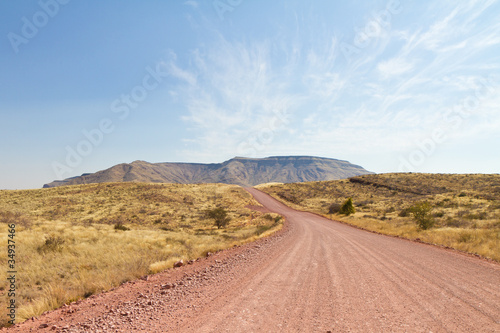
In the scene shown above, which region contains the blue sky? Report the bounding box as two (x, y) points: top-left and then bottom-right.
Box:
(1, 0), (499, 189)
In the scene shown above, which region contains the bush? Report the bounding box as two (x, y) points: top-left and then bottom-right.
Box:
(276, 191), (301, 204)
(328, 203), (341, 214)
(114, 223), (130, 231)
(409, 201), (434, 230)
(206, 207), (231, 229)
(433, 211), (445, 218)
(37, 235), (65, 253)
(339, 198), (355, 216)
(263, 214), (274, 221)
(398, 208), (411, 217)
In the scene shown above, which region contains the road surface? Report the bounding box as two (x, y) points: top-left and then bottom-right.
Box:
(8, 188), (500, 332)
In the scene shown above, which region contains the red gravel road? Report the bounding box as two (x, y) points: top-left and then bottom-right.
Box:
(5, 188), (500, 332)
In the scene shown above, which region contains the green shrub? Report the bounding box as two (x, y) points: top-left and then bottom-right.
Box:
(339, 198), (355, 216)
(409, 201), (434, 230)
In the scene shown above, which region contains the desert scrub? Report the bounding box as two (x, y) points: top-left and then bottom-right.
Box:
(328, 202), (342, 214)
(257, 173), (500, 261)
(206, 207), (231, 229)
(37, 235), (65, 253)
(0, 183), (282, 326)
(409, 201), (434, 230)
(339, 198), (356, 216)
(113, 223), (130, 231)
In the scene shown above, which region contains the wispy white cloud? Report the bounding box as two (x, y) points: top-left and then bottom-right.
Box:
(165, 37), (302, 160)
(377, 57), (416, 79)
(163, 55), (197, 87)
(166, 1), (500, 167)
(184, 1), (198, 9)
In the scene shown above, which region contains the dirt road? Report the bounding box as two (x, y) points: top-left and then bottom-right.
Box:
(7, 188), (499, 332)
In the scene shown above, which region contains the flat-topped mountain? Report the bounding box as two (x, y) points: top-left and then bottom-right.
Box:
(43, 156), (373, 188)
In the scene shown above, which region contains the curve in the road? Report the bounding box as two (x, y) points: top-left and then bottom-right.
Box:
(184, 188), (499, 332)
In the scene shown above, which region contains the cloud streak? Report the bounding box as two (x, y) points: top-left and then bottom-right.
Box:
(166, 1), (500, 169)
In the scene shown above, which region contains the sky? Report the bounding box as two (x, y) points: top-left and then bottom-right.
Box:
(1, 0), (499, 190)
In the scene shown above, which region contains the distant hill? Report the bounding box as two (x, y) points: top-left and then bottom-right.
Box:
(43, 156), (373, 188)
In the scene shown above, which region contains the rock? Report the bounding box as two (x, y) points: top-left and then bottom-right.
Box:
(174, 260), (184, 268)
(39, 323), (49, 328)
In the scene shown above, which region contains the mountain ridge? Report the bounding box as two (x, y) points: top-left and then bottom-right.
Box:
(43, 156), (373, 188)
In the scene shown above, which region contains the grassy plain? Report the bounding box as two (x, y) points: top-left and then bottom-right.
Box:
(0, 183), (282, 325)
(258, 173), (500, 261)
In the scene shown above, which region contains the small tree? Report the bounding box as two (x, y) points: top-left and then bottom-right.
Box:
(339, 198), (355, 215)
(410, 201), (434, 230)
(207, 207), (231, 229)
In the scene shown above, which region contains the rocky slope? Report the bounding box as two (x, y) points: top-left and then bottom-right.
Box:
(43, 156), (372, 188)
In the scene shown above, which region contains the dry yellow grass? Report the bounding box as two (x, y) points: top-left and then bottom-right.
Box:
(258, 173), (500, 261)
(0, 183), (282, 326)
